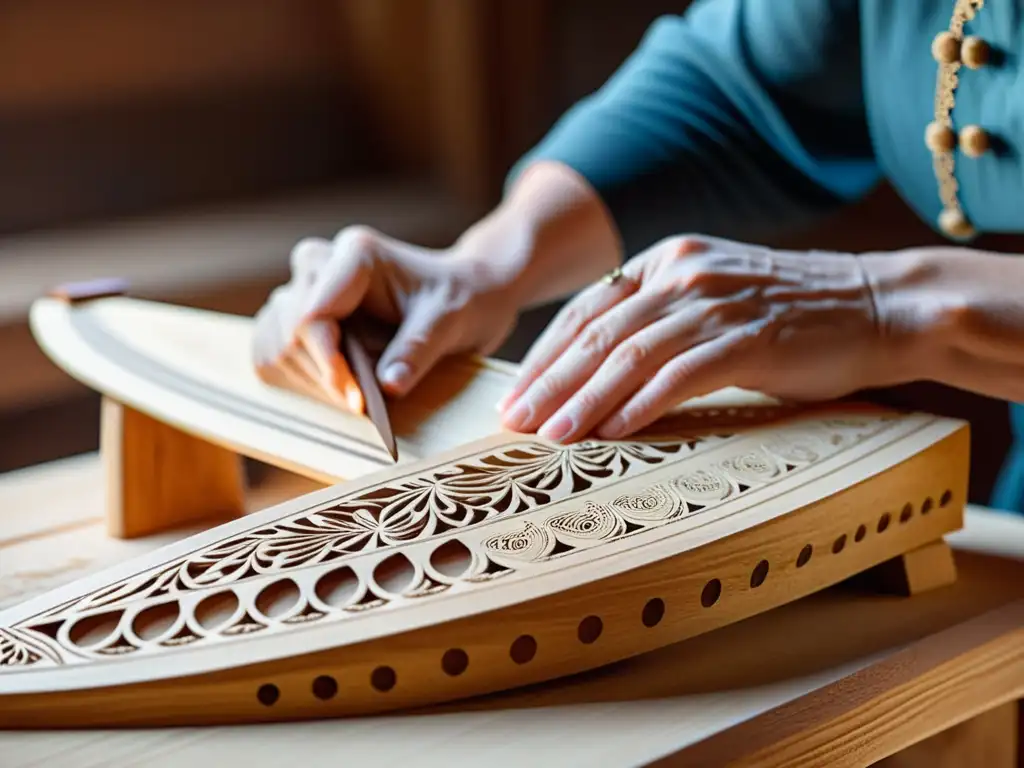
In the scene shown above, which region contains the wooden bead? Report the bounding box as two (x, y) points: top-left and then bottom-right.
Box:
(961, 35), (990, 69)
(925, 121), (956, 153)
(959, 124), (990, 158)
(932, 31), (961, 64)
(938, 207), (975, 240)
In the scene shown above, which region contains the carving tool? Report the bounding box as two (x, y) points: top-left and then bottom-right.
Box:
(340, 319), (398, 462)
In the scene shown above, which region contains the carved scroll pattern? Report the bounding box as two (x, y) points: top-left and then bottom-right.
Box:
(0, 414), (896, 670)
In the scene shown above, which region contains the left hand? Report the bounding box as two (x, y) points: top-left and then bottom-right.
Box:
(498, 235), (909, 442)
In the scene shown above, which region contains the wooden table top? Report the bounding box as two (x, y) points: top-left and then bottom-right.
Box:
(4, 453), (1024, 767)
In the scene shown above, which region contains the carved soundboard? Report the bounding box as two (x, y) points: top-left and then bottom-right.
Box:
(0, 293), (969, 728)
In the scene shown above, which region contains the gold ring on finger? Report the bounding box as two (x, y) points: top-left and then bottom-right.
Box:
(601, 266), (625, 286)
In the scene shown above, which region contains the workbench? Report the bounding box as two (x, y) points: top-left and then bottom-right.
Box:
(2, 453), (1023, 767)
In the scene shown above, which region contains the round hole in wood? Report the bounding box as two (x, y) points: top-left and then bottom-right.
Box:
(257, 683), (279, 706)
(922, 497), (934, 515)
(373, 553), (417, 595)
(877, 513), (891, 533)
(796, 544), (813, 568)
(577, 615), (603, 644)
(430, 539), (474, 580)
(255, 578), (301, 620)
(441, 648), (469, 676)
(68, 611), (122, 650)
(642, 598), (665, 627)
(899, 503), (913, 523)
(312, 675), (338, 701)
(371, 665), (397, 692)
(315, 566), (361, 609)
(750, 560), (769, 589)
(701, 579), (722, 608)
(940, 490), (953, 507)
(855, 525), (867, 543)
(832, 534), (847, 554)
(510, 635), (537, 664)
(194, 591), (240, 633)
(132, 602), (180, 643)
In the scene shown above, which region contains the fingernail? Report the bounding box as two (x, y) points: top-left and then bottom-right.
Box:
(599, 414), (627, 439)
(503, 399), (532, 432)
(539, 413), (574, 443)
(380, 361), (411, 391)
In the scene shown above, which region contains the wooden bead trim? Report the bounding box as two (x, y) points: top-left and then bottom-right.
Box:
(930, 0), (985, 238)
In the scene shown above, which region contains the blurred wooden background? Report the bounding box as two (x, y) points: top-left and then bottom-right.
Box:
(0, 0), (1014, 503)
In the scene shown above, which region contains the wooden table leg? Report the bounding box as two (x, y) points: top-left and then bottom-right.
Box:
(871, 700), (1018, 768)
(101, 397), (246, 539)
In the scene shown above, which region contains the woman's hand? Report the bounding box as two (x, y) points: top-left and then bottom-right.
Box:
(251, 161), (622, 413)
(499, 235), (923, 442)
(252, 225), (524, 409)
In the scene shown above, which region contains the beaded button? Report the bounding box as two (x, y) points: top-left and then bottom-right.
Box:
(961, 35), (991, 69)
(959, 125), (990, 158)
(938, 207), (976, 240)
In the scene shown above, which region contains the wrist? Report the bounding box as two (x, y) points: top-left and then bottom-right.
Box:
(856, 249), (942, 385)
(453, 161), (623, 311)
(858, 248), (969, 384)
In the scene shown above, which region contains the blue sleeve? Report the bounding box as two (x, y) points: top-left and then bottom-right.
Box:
(508, 0), (881, 254)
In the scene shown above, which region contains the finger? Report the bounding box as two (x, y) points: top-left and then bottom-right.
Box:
(251, 292), (284, 371)
(375, 295), (462, 397)
(596, 329), (750, 439)
(503, 289), (667, 434)
(252, 286), (295, 370)
(500, 264), (641, 414)
(289, 237), (332, 287)
(278, 351), (333, 402)
(297, 320), (364, 413)
(532, 300), (718, 442)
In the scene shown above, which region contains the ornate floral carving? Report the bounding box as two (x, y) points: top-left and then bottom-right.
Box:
(1, 413), (902, 671)
(0, 628), (63, 667)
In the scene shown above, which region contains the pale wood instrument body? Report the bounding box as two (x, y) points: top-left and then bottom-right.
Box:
(2, 295), (971, 728)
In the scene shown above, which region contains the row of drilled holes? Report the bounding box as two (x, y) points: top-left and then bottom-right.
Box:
(254, 489), (954, 707)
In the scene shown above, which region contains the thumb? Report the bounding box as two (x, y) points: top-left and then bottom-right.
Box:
(375, 296), (461, 397)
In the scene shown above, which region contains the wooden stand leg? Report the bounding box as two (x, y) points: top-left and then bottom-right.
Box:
(101, 397), (246, 539)
(861, 538), (958, 597)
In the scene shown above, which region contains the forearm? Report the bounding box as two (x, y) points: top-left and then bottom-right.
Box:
(865, 247), (1024, 403)
(505, 1), (878, 256)
(452, 160), (623, 310)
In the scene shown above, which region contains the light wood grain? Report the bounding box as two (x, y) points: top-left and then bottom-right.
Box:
(0, 454), (1015, 765)
(0, 455), (1022, 765)
(101, 397), (246, 538)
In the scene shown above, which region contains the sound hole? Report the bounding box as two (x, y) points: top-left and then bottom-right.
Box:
(371, 666), (397, 692)
(510, 635), (537, 664)
(750, 560), (769, 589)
(642, 598), (665, 627)
(257, 683), (279, 706)
(796, 544), (813, 568)
(577, 616), (603, 644)
(441, 649), (469, 676)
(312, 675), (338, 700)
(701, 579), (721, 608)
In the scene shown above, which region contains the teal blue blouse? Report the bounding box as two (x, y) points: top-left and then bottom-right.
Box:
(510, 0), (1024, 513)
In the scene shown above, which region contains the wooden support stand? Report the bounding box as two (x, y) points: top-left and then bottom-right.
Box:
(101, 397), (246, 539)
(861, 538), (959, 597)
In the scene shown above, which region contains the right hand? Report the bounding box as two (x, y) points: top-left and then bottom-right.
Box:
(252, 224), (524, 411)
